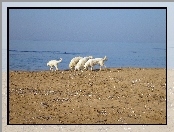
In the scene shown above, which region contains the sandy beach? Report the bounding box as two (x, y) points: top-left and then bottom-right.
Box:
(9, 68), (166, 124)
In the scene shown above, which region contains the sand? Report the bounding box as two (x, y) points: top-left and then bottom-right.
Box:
(8, 68), (166, 124)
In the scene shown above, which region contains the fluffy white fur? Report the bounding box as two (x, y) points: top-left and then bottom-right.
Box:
(84, 56), (108, 71)
(47, 58), (62, 71)
(69, 56), (83, 70)
(75, 56), (93, 71)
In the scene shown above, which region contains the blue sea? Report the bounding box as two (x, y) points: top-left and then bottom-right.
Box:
(9, 40), (166, 71)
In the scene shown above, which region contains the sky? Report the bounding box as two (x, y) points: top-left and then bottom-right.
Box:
(9, 8), (166, 43)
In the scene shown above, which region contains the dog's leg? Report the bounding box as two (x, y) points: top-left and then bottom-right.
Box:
(55, 65), (58, 71)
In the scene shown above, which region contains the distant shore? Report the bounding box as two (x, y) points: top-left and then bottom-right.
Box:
(9, 68), (166, 124)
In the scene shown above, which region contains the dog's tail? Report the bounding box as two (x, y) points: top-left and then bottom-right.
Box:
(57, 58), (62, 63)
(103, 56), (107, 61)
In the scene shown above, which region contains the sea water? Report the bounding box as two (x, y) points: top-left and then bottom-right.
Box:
(9, 40), (166, 71)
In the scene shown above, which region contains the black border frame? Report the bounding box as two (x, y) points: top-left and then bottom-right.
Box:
(7, 7), (167, 125)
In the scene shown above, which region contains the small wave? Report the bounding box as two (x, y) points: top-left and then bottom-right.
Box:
(59, 52), (81, 55)
(153, 48), (166, 50)
(9, 50), (60, 53)
(9, 50), (18, 52)
(9, 50), (81, 55)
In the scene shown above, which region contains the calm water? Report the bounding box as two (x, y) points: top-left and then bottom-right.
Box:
(9, 40), (166, 71)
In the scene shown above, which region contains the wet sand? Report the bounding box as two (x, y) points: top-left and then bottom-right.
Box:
(9, 68), (166, 124)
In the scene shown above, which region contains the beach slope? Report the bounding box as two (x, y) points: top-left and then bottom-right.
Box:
(9, 68), (166, 124)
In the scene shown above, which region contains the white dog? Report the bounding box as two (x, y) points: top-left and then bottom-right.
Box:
(75, 56), (93, 71)
(84, 56), (108, 71)
(69, 56), (83, 70)
(47, 58), (62, 71)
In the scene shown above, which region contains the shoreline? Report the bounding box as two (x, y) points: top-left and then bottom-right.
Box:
(8, 67), (166, 72)
(9, 68), (166, 124)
